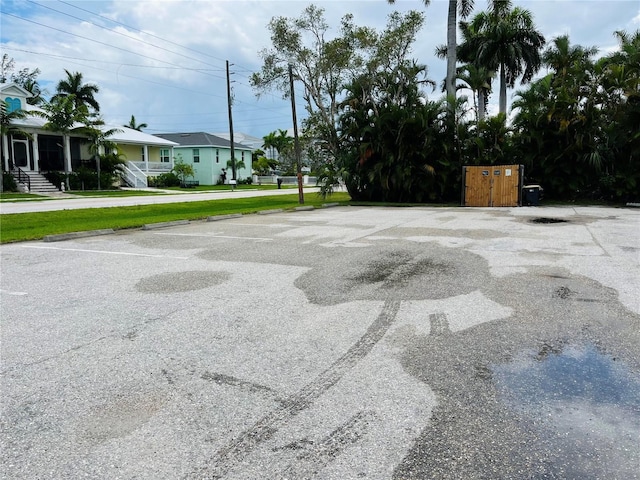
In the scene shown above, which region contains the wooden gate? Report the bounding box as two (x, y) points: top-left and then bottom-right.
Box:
(462, 165), (523, 207)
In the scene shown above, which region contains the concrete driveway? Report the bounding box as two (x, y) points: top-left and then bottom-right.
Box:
(1, 205), (639, 479)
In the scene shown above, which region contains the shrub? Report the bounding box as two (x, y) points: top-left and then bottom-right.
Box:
(2, 171), (18, 192)
(153, 172), (181, 187)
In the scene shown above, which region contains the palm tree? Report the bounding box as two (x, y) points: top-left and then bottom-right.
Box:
(262, 131), (278, 160)
(125, 114), (147, 131)
(456, 63), (494, 121)
(32, 96), (90, 189)
(51, 69), (100, 113)
(463, 0), (545, 114)
(388, 0), (474, 100)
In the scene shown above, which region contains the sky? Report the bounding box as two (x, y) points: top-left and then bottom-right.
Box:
(2, 0), (639, 141)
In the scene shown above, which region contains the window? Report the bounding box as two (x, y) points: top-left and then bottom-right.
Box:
(4, 97), (21, 113)
(216, 149), (219, 163)
(141, 147), (145, 161)
(193, 148), (200, 163)
(160, 149), (170, 162)
(241, 151), (245, 162)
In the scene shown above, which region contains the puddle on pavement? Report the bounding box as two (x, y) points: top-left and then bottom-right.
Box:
(492, 342), (640, 476)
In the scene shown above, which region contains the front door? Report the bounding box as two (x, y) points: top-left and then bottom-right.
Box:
(13, 140), (31, 170)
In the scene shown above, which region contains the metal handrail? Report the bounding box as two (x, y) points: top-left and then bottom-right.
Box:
(13, 166), (31, 191)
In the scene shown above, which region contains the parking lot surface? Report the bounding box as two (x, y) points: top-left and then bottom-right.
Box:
(1, 205), (639, 479)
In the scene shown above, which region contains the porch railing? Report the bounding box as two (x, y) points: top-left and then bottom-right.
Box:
(130, 161), (172, 173)
(122, 162), (148, 188)
(12, 167), (31, 191)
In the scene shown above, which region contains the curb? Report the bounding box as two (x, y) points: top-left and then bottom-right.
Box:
(258, 209), (284, 215)
(322, 203), (340, 208)
(44, 229), (115, 242)
(294, 206), (315, 212)
(142, 220), (190, 230)
(207, 213), (243, 222)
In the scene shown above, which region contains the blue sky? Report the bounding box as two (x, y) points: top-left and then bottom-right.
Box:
(2, 0), (639, 140)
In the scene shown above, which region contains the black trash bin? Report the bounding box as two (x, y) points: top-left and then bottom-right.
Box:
(277, 178), (283, 189)
(522, 184), (542, 206)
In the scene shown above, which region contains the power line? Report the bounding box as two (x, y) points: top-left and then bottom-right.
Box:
(28, 0), (228, 77)
(4, 11), (226, 81)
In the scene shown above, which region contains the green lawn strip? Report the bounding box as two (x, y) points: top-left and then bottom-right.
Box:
(67, 190), (164, 197)
(0, 193), (51, 202)
(0, 192), (350, 243)
(163, 184), (298, 192)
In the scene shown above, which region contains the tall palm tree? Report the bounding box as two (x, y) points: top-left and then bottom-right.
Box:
(51, 69), (100, 113)
(125, 114), (148, 131)
(463, 0), (545, 114)
(388, 0), (474, 100)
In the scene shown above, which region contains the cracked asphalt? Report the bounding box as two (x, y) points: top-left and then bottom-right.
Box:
(1, 205), (639, 479)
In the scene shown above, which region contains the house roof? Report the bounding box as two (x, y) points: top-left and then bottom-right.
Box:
(155, 132), (253, 150)
(214, 132), (264, 151)
(2, 82), (177, 147)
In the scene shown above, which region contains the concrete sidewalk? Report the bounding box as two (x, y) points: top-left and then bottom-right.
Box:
(0, 187), (319, 214)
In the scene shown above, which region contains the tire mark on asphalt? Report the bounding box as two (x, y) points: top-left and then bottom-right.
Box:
(186, 299), (401, 479)
(276, 410), (377, 479)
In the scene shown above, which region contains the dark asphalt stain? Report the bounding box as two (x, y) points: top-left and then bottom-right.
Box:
(393, 270), (640, 480)
(135, 270), (230, 293)
(530, 217), (569, 224)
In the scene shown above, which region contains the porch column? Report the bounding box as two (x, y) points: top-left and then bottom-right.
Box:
(144, 144), (149, 172)
(2, 134), (9, 171)
(32, 133), (40, 171)
(170, 147), (175, 169)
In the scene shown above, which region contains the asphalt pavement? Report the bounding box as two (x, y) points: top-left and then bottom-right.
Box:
(1, 205), (639, 479)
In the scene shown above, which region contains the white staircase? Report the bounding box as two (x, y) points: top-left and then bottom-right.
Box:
(12, 170), (60, 193)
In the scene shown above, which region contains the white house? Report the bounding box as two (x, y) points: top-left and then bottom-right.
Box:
(1, 82), (178, 191)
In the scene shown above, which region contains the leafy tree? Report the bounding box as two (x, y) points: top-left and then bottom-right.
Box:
(51, 69), (100, 113)
(461, 0), (545, 114)
(125, 114), (147, 131)
(251, 6), (425, 165)
(332, 61), (452, 202)
(0, 54), (45, 105)
(172, 157), (196, 184)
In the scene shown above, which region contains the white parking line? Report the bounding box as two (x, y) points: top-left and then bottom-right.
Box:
(0, 289), (28, 296)
(21, 245), (190, 259)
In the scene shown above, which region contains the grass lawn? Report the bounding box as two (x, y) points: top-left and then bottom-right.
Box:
(162, 184), (299, 192)
(0, 193), (52, 202)
(0, 192), (350, 244)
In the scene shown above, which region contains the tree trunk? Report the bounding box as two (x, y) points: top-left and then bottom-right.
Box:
(446, 0), (457, 100)
(478, 89), (486, 121)
(499, 64), (507, 115)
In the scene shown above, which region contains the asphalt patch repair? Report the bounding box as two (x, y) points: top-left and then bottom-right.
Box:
(1, 205), (639, 479)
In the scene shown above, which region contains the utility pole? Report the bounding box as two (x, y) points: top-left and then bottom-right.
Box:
(226, 60), (236, 181)
(288, 63), (304, 205)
